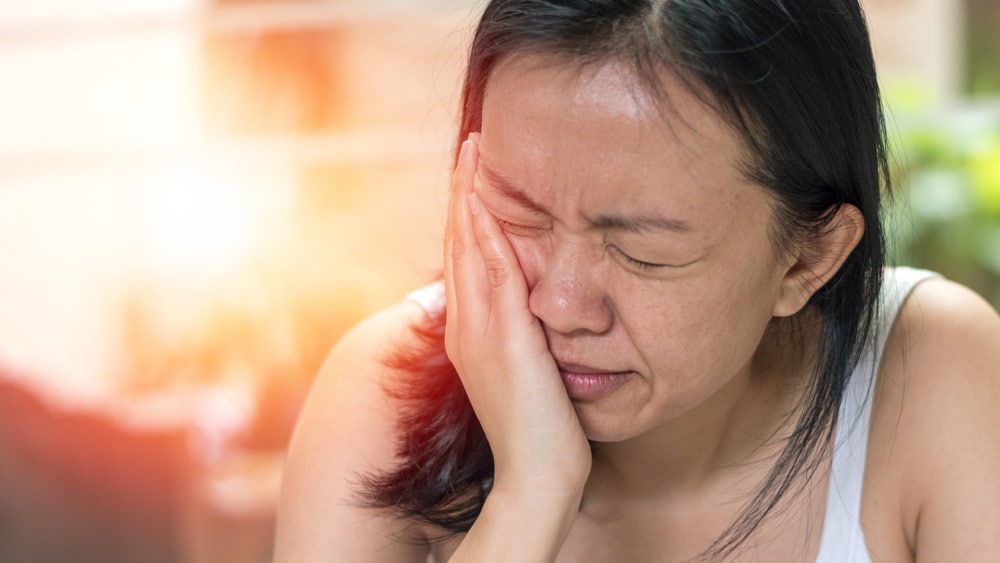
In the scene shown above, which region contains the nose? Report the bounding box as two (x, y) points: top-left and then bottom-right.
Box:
(526, 240), (614, 336)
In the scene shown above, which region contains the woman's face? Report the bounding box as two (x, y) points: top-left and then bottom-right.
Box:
(476, 54), (797, 442)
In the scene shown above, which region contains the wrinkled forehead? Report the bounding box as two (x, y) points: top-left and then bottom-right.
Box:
(482, 52), (749, 166)
(478, 51), (764, 235)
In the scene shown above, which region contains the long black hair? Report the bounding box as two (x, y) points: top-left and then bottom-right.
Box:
(360, 0), (889, 558)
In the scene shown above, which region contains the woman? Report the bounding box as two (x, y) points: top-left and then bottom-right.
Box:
(275, 0), (1000, 561)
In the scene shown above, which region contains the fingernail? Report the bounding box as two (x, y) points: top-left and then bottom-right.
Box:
(467, 192), (482, 216)
(468, 132), (481, 144)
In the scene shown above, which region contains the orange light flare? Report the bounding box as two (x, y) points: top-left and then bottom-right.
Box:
(125, 162), (301, 388)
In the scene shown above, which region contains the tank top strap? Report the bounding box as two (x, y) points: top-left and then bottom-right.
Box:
(405, 280), (446, 318)
(815, 266), (941, 562)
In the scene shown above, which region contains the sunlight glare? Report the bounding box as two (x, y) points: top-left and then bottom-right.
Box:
(143, 166), (256, 282)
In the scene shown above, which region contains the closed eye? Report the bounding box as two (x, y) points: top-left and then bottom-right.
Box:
(609, 246), (667, 270)
(496, 218), (546, 237)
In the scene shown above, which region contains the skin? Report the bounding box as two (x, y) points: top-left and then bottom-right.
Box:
(273, 53), (1000, 562)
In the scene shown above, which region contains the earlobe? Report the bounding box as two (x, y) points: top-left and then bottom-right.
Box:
(772, 204), (865, 318)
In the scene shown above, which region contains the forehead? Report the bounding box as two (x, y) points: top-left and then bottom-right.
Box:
(482, 52), (739, 144)
(479, 53), (755, 222)
(489, 54), (658, 120)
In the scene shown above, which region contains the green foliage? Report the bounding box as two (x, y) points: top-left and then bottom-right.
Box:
(886, 89), (1000, 309)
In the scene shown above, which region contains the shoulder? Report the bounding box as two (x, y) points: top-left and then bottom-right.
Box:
(274, 299), (434, 562)
(870, 275), (1000, 559)
(298, 298), (430, 453)
(886, 276), (1000, 397)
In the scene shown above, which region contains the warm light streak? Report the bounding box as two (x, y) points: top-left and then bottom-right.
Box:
(0, 26), (199, 158)
(0, 0), (461, 409)
(0, 0), (473, 42)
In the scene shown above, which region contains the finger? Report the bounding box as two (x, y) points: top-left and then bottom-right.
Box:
(452, 138), (488, 321)
(444, 137), (485, 341)
(467, 191), (530, 316)
(444, 138), (477, 309)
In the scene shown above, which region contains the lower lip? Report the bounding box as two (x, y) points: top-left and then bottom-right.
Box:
(560, 370), (633, 401)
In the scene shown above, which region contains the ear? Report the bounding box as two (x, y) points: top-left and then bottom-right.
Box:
(772, 204), (865, 318)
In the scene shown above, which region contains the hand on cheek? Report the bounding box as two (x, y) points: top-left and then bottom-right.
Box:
(444, 135), (592, 497)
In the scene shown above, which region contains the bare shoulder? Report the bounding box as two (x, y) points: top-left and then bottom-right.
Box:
(274, 300), (432, 563)
(870, 277), (1000, 560)
(888, 277), (1000, 405)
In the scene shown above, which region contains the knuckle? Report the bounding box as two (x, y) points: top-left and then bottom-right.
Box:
(450, 237), (469, 260)
(484, 257), (511, 288)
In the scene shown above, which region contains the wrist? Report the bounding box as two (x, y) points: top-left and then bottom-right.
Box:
(455, 483), (581, 563)
(490, 471), (588, 508)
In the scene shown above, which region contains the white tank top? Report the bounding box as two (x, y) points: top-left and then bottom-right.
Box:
(814, 267), (940, 562)
(406, 279), (445, 316)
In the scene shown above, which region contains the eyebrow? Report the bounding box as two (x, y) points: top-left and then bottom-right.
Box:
(588, 213), (691, 234)
(478, 162), (550, 216)
(478, 161), (693, 235)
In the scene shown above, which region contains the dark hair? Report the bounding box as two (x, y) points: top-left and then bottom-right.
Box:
(360, 0), (888, 558)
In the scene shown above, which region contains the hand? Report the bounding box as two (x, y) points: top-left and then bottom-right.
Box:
(443, 135), (592, 500)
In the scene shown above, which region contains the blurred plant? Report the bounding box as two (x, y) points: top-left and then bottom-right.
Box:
(965, 0), (1000, 97)
(886, 84), (1000, 309)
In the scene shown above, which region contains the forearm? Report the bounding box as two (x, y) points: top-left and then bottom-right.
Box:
(448, 485), (583, 563)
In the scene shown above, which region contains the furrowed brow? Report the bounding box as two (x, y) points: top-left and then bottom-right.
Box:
(477, 163), (550, 216)
(588, 214), (692, 234)
(478, 162), (691, 234)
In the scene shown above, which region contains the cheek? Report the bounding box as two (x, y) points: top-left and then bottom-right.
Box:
(615, 275), (772, 369)
(506, 236), (548, 289)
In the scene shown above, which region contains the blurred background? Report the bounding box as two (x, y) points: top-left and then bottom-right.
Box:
(0, 0), (996, 561)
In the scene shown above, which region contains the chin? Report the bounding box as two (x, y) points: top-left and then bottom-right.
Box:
(574, 403), (642, 443)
